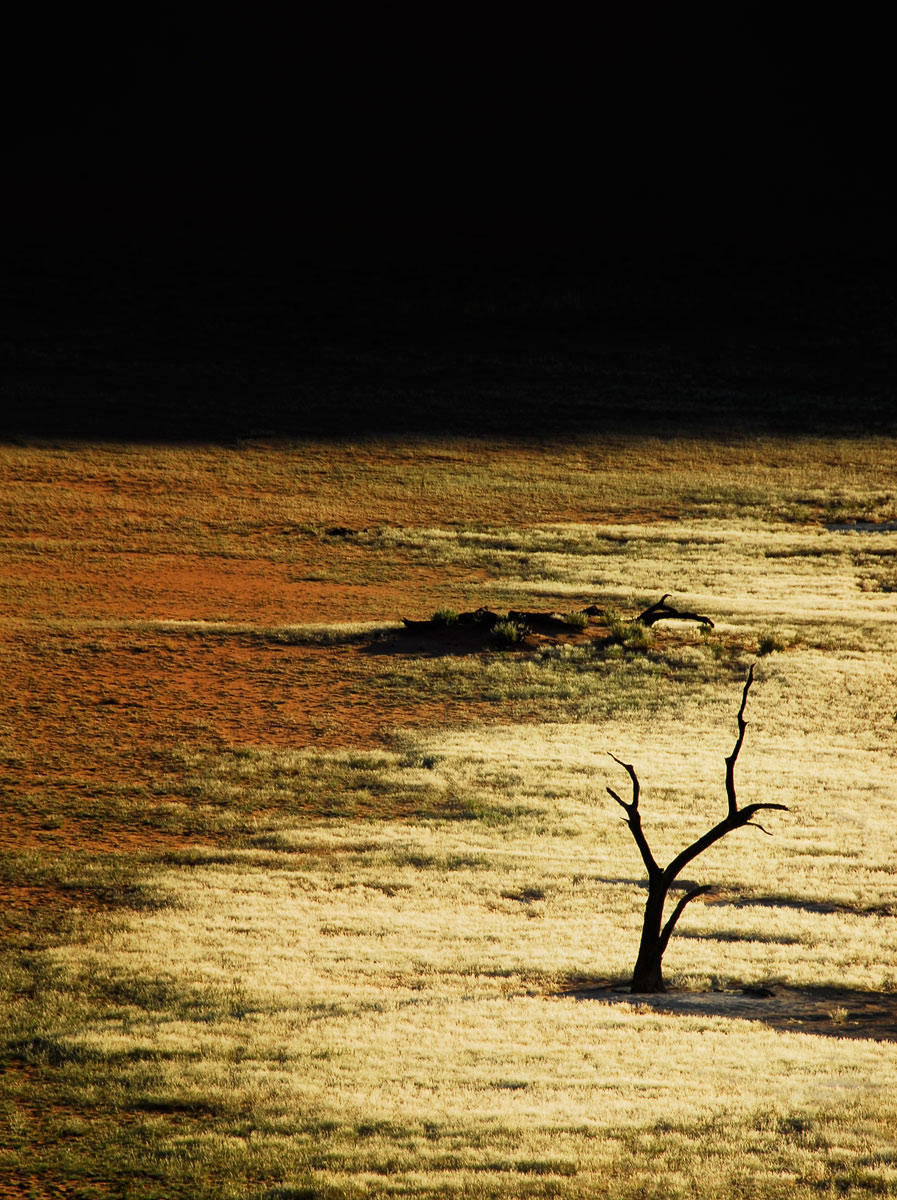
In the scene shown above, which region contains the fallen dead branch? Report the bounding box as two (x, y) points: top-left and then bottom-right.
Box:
(635, 594), (714, 628)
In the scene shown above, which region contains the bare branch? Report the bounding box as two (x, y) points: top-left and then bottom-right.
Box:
(605, 787), (630, 813)
(658, 886), (715, 956)
(664, 799), (789, 885)
(636, 594), (715, 628)
(606, 754), (660, 881)
(725, 664), (754, 818)
(739, 801), (790, 818)
(607, 753), (639, 807)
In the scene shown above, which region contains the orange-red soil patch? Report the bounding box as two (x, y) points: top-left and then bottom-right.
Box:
(1, 551), (488, 624)
(0, 610), (496, 855)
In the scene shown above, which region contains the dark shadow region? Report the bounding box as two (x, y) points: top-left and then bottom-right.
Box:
(560, 979), (897, 1041)
(2, 256), (895, 441)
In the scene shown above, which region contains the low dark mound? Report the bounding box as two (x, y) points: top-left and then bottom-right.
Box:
(397, 607), (607, 655)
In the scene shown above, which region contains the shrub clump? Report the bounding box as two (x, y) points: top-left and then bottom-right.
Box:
(562, 611), (589, 630)
(490, 619), (524, 648)
(607, 616), (654, 652)
(757, 632), (784, 656)
(431, 608), (459, 626)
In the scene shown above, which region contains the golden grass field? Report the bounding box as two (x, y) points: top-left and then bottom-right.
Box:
(2, 436), (897, 1198)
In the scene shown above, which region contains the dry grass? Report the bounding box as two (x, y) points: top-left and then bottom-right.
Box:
(2, 436), (897, 1197)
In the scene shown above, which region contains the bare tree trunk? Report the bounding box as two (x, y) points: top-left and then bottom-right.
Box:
(631, 884), (667, 992)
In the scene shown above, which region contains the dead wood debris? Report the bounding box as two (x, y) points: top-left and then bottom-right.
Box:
(635, 594), (714, 628)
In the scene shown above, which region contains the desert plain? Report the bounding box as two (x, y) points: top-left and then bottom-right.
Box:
(2, 434), (897, 1198)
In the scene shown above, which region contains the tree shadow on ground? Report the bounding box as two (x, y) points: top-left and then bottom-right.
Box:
(725, 894), (895, 917)
(559, 978), (897, 1041)
(590, 883), (894, 921)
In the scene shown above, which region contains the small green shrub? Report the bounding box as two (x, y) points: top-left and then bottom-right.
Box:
(757, 632), (784, 656)
(562, 611), (589, 630)
(431, 608), (459, 626)
(591, 608), (615, 628)
(624, 624), (654, 652)
(490, 619), (523, 647)
(606, 617), (654, 651)
(400, 752), (438, 770)
(606, 616), (627, 641)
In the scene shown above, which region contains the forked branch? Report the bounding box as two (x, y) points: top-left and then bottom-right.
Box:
(725, 663), (753, 817)
(606, 753), (660, 881)
(636, 594), (715, 628)
(658, 886), (716, 957)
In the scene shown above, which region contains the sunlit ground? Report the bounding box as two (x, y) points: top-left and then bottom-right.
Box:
(2, 437), (897, 1197)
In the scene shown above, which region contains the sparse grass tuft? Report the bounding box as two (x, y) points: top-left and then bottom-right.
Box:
(757, 632), (785, 656)
(606, 615), (655, 651)
(490, 618), (524, 647)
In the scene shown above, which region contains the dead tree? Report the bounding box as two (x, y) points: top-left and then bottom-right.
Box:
(606, 666), (787, 993)
(636, 594), (714, 628)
